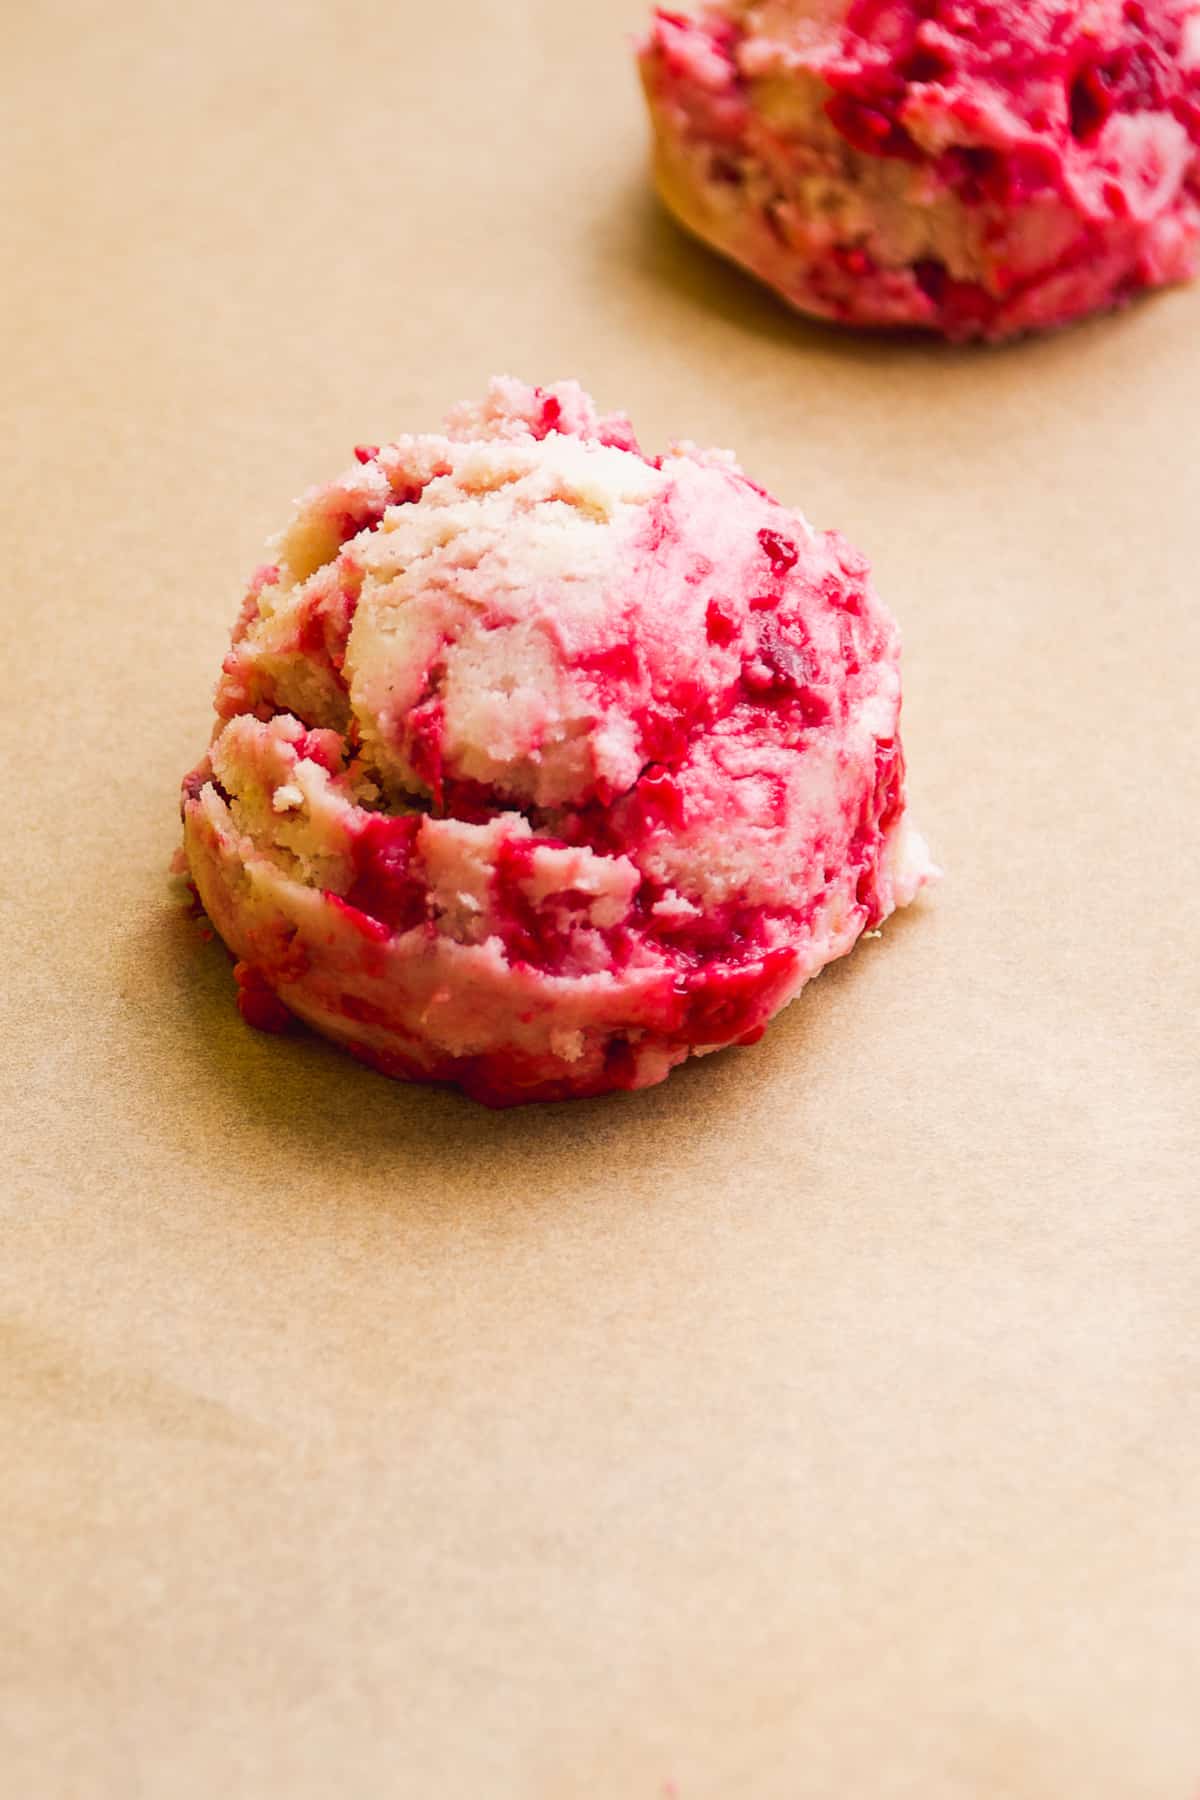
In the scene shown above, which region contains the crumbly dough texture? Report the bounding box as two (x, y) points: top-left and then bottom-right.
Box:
(182, 379), (935, 1105)
(639, 0), (1200, 340)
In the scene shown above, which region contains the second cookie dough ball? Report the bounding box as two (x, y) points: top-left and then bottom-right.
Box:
(640, 0), (1200, 340)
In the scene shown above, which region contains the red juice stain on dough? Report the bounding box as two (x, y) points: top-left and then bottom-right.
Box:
(831, 243), (876, 278)
(852, 737), (906, 926)
(871, 738), (905, 837)
(343, 814), (426, 933)
(437, 775), (510, 824)
(490, 835), (595, 970)
(234, 962), (296, 1034)
(749, 529), (801, 617)
(757, 528), (799, 575)
(1070, 61), (1119, 139)
(576, 639), (642, 693)
(323, 893), (394, 958)
(405, 695), (447, 808)
(634, 766), (687, 830)
(705, 597), (739, 646)
(389, 481), (429, 509)
(292, 582), (359, 684)
(293, 728), (344, 773)
(637, 708), (693, 766)
(912, 260), (995, 330)
(673, 945), (797, 1047)
(339, 992), (399, 1029)
(825, 91), (920, 160)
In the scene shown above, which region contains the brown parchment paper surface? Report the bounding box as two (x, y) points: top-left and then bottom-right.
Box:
(3, 1), (1199, 1795)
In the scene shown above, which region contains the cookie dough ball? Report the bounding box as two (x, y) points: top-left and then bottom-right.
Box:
(181, 378), (935, 1106)
(639, 1), (1200, 340)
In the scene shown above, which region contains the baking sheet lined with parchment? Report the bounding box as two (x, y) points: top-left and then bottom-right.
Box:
(2, 1), (1198, 1795)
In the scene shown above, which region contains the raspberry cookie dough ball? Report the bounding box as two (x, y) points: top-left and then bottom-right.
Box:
(181, 379), (935, 1106)
(639, 1), (1200, 340)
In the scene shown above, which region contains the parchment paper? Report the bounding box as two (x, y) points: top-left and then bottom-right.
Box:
(3, 1), (1198, 1794)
